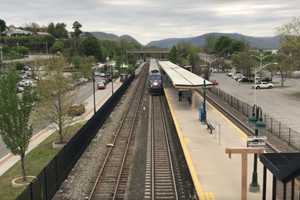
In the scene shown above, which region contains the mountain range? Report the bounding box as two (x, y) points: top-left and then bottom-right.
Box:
(89, 32), (141, 45)
(147, 33), (280, 49)
(89, 32), (280, 49)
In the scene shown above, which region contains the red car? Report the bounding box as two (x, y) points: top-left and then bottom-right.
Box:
(211, 80), (218, 85)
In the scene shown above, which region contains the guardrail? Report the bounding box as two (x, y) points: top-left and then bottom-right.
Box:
(208, 87), (300, 150)
(16, 75), (135, 200)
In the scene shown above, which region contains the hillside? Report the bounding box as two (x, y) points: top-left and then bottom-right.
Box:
(90, 32), (141, 45)
(147, 33), (280, 49)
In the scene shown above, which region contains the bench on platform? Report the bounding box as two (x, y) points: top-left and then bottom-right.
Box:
(206, 121), (215, 134)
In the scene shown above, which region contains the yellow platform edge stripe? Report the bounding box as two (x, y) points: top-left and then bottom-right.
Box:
(164, 89), (206, 199)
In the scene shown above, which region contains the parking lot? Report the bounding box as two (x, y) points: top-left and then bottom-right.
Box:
(211, 73), (300, 132)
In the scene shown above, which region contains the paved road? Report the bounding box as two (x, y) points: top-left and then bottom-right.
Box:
(211, 73), (300, 133)
(3, 54), (53, 64)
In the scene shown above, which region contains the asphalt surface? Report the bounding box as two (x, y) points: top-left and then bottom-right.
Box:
(211, 73), (300, 132)
(0, 78), (109, 159)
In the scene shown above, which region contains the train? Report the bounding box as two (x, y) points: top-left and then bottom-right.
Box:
(148, 59), (163, 95)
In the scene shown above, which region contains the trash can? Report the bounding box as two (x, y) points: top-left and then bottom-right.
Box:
(198, 104), (206, 123)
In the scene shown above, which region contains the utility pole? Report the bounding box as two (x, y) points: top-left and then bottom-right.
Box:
(111, 64), (114, 95)
(0, 46), (3, 72)
(92, 70), (96, 114)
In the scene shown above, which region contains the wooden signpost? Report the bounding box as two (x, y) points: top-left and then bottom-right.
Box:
(225, 147), (265, 200)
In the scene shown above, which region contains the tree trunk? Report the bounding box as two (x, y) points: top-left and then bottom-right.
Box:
(58, 93), (64, 144)
(20, 153), (27, 182)
(280, 71), (285, 87)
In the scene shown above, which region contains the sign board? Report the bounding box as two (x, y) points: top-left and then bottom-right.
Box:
(247, 136), (267, 148)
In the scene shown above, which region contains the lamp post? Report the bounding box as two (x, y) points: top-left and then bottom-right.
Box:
(92, 68), (96, 115)
(203, 80), (207, 123)
(0, 45), (3, 72)
(249, 52), (277, 192)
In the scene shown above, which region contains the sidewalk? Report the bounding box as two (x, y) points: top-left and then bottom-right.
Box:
(164, 87), (273, 200)
(0, 79), (122, 176)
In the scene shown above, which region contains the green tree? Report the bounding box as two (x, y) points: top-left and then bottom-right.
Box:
(0, 71), (35, 182)
(37, 56), (75, 144)
(204, 35), (218, 53)
(80, 36), (102, 60)
(232, 51), (257, 78)
(51, 40), (64, 53)
(48, 23), (68, 39)
(72, 21), (82, 38)
(0, 19), (6, 33)
(278, 17), (300, 71)
(168, 46), (178, 63)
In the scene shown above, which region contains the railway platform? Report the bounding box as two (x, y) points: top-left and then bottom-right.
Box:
(164, 87), (273, 200)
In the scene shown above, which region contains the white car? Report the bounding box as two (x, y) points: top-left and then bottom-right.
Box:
(233, 73), (244, 81)
(19, 79), (33, 87)
(252, 82), (274, 89)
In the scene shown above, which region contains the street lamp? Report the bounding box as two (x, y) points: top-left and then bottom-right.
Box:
(92, 68), (96, 115)
(0, 45), (3, 72)
(249, 53), (278, 192)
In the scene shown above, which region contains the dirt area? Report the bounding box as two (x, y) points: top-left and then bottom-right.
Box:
(52, 76), (141, 200)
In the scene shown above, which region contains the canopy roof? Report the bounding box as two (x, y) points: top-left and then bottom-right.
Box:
(159, 61), (211, 89)
(260, 153), (300, 183)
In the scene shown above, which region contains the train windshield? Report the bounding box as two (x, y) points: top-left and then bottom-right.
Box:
(149, 74), (161, 81)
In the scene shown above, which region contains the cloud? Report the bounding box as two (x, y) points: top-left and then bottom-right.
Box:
(0, 0), (299, 44)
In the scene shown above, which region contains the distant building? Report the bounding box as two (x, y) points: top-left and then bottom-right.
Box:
(36, 32), (51, 36)
(3, 26), (32, 37)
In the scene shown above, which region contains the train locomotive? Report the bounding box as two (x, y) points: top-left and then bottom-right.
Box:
(148, 59), (163, 95)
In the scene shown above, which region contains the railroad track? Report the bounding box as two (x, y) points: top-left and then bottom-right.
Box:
(88, 68), (147, 200)
(144, 95), (178, 200)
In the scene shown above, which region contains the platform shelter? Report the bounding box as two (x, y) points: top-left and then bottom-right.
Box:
(260, 153), (300, 200)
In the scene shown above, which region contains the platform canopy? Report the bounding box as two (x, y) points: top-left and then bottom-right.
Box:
(159, 61), (212, 89)
(260, 153), (300, 183)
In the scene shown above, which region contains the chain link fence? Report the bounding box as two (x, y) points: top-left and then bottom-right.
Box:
(16, 75), (135, 200)
(209, 87), (300, 150)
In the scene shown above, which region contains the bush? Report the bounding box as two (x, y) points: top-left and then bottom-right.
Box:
(15, 62), (25, 70)
(51, 40), (64, 53)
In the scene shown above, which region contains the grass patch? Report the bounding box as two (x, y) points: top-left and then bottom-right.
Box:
(0, 122), (85, 200)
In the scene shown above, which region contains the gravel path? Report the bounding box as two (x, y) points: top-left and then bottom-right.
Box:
(52, 76), (140, 200)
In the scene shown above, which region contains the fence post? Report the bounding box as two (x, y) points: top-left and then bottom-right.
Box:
(55, 156), (59, 190)
(44, 168), (48, 200)
(30, 182), (33, 200)
(279, 122), (281, 137)
(288, 128), (291, 144)
(271, 118), (273, 133)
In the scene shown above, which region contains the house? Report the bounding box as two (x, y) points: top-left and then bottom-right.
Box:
(3, 26), (32, 37)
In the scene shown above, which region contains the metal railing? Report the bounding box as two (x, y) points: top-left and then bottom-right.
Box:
(16, 75), (135, 200)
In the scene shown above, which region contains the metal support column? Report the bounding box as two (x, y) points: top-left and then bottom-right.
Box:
(283, 182), (286, 200)
(291, 179), (295, 200)
(272, 175), (277, 200)
(262, 166), (267, 200)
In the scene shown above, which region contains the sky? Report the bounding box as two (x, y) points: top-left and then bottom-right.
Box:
(1, 0), (300, 44)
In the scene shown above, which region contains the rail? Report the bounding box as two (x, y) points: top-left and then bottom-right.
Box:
(88, 65), (147, 200)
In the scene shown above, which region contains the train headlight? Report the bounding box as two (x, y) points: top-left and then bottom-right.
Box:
(153, 81), (158, 86)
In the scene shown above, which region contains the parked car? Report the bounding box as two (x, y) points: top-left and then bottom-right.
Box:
(233, 73), (244, 81)
(238, 77), (252, 83)
(18, 79), (33, 87)
(211, 80), (219, 85)
(97, 81), (106, 89)
(68, 104), (85, 116)
(252, 82), (274, 89)
(227, 72), (233, 77)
